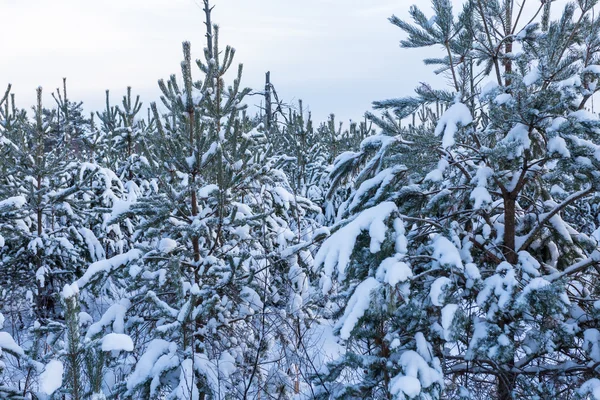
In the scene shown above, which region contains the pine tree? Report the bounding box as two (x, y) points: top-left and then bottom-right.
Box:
(69, 2), (324, 398)
(0, 87), (91, 319)
(313, 0), (600, 398)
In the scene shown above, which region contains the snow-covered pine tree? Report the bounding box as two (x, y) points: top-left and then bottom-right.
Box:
(94, 87), (152, 177)
(0, 84), (123, 397)
(94, 90), (120, 168)
(314, 0), (600, 398)
(84, 87), (153, 262)
(70, 1), (324, 398)
(269, 99), (374, 227)
(0, 85), (32, 399)
(312, 120), (432, 399)
(272, 101), (319, 197)
(1, 86), (90, 319)
(46, 78), (90, 160)
(255, 82), (358, 396)
(0, 310), (28, 399)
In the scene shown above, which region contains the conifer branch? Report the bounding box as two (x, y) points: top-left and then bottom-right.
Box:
(518, 186), (594, 252)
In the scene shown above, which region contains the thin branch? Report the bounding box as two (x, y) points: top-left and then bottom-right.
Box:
(518, 186), (594, 252)
(547, 253), (600, 282)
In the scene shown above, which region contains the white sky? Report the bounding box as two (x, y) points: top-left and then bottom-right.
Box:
(2, 0), (569, 123)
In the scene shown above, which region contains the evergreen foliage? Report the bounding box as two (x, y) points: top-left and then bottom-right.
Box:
(2, 0), (600, 399)
(313, 0), (600, 399)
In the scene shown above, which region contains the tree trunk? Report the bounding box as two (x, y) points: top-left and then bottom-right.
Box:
(265, 71), (271, 134)
(504, 0), (513, 87)
(499, 194), (517, 399)
(497, 360), (516, 400)
(503, 196), (517, 264)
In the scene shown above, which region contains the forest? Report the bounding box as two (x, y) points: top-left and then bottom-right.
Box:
(2, 0), (600, 398)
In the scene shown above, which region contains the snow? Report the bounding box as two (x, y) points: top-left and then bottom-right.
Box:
(39, 360), (63, 396)
(432, 235), (464, 269)
(548, 213), (572, 243)
(126, 339), (177, 392)
(307, 321), (344, 373)
(499, 123), (531, 159)
(175, 359), (199, 400)
(580, 378), (600, 399)
(576, 156), (592, 166)
(0, 332), (24, 357)
(218, 351), (236, 378)
(390, 350), (442, 397)
(198, 184), (218, 198)
(0, 195), (26, 210)
(516, 277), (551, 305)
(376, 255), (413, 286)
(584, 65), (600, 74)
(518, 251), (540, 277)
(523, 65), (540, 86)
(185, 152), (196, 169)
(394, 218), (407, 253)
(36, 266), (46, 288)
(570, 109), (596, 121)
(547, 136), (570, 157)
(415, 332), (433, 362)
(240, 286), (264, 314)
(158, 238), (177, 253)
(78, 228), (105, 262)
(585, 329), (600, 361)
(315, 201), (397, 292)
(466, 320), (489, 359)
(337, 277), (380, 340)
(425, 158), (448, 182)
(548, 117), (567, 133)
(465, 262), (481, 282)
(480, 81), (498, 97)
(430, 277), (452, 306)
(347, 166), (403, 211)
(273, 186), (296, 208)
(359, 133), (396, 150)
(477, 262), (517, 311)
(201, 142), (219, 165)
(1, 12), (597, 397)
(441, 304), (459, 341)
(28, 237), (44, 254)
(86, 299), (130, 338)
(57, 237), (74, 250)
(231, 201), (253, 217)
(102, 333), (134, 352)
(390, 375), (421, 398)
(469, 164), (494, 209)
(108, 199), (132, 222)
(332, 151), (361, 169)
(434, 100), (473, 148)
(470, 187), (492, 209)
(194, 352), (221, 395)
(61, 282), (79, 299)
(77, 249), (141, 288)
(494, 93), (512, 105)
(311, 227), (330, 240)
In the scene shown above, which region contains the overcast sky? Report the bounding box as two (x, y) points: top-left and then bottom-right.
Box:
(2, 0), (568, 123)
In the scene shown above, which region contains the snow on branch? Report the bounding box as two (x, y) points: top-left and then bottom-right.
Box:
(315, 202), (398, 293)
(434, 99), (472, 148)
(76, 249), (142, 288)
(518, 186), (594, 252)
(547, 251), (600, 282)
